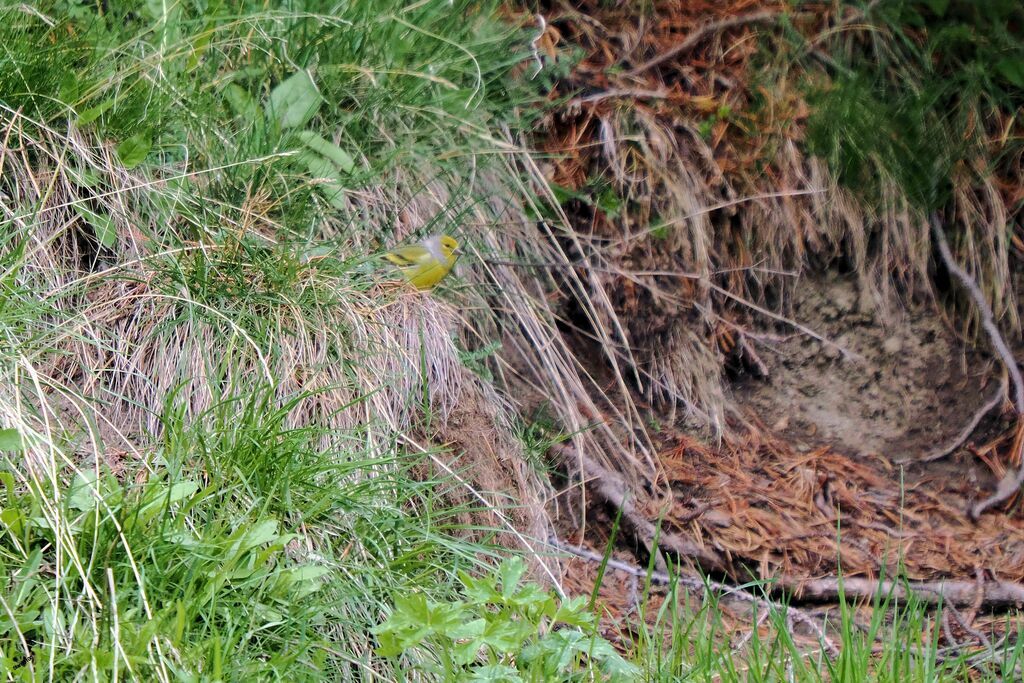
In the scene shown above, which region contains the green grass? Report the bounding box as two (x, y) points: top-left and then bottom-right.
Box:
(0, 0), (1020, 680)
(800, 0), (1024, 211)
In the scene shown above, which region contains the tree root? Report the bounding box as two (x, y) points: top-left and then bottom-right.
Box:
(931, 213), (1024, 518)
(554, 441), (1024, 613)
(904, 373), (1008, 464)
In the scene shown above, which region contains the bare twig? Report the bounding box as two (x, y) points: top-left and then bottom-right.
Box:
(932, 215), (1024, 414)
(733, 610), (772, 653)
(964, 568), (986, 628)
(940, 608), (961, 649)
(627, 10), (780, 76)
(548, 536), (840, 657)
(932, 214), (1024, 518)
(906, 373), (1008, 464)
(943, 599), (993, 652)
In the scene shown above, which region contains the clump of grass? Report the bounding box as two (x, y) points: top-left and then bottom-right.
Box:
(0, 383), (509, 679)
(0, 0), (662, 677)
(799, 0), (1024, 327)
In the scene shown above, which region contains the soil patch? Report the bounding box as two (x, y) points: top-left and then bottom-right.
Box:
(732, 274), (1000, 469)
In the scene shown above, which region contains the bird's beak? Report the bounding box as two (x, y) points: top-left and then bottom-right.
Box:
(453, 247), (464, 256)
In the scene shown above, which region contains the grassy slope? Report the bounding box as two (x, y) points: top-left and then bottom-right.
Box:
(0, 0), (1018, 681)
(0, 1), (548, 679)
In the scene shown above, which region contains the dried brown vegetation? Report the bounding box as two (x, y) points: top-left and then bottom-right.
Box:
(524, 0), (1024, 631)
(532, 0), (1021, 439)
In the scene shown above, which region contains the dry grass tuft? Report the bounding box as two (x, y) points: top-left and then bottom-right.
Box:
(1, 98), (670, 565)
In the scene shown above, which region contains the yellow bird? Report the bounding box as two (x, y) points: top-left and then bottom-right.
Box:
(383, 234), (461, 290)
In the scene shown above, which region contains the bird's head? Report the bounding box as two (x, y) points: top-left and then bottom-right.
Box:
(439, 235), (461, 258)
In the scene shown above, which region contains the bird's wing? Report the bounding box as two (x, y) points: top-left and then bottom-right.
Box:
(383, 244), (431, 267)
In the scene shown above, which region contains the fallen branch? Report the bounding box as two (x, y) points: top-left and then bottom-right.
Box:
(548, 536), (840, 657)
(552, 444), (726, 573)
(794, 573), (1024, 610)
(790, 575), (1024, 609)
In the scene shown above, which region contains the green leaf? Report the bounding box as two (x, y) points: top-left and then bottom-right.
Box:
(267, 71), (322, 129)
(296, 150), (338, 181)
(922, 0), (950, 16)
(0, 428), (23, 451)
(243, 519), (280, 548)
(282, 565), (332, 598)
(71, 167), (103, 189)
(67, 471), (100, 512)
(595, 186), (622, 218)
(479, 617), (530, 651)
(76, 99), (113, 126)
(223, 83), (259, 122)
(497, 557), (526, 598)
(467, 664), (521, 682)
(187, 28), (215, 72)
(296, 151), (346, 208)
(73, 205), (118, 249)
(996, 58), (1024, 89)
(296, 131), (355, 174)
(551, 595), (595, 628)
(0, 508), (26, 538)
(117, 134), (152, 169)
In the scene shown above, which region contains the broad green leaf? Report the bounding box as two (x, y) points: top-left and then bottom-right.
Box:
(997, 58), (1024, 89)
(73, 205), (118, 249)
(467, 664), (520, 682)
(11, 549), (43, 608)
(224, 83), (259, 122)
(76, 99), (113, 126)
(117, 134), (152, 169)
(138, 479), (200, 522)
(0, 428), (23, 451)
(296, 131), (355, 174)
(186, 27), (215, 71)
(67, 471), (100, 512)
(244, 519), (280, 548)
(281, 565), (332, 598)
(922, 0), (950, 15)
(267, 71), (322, 129)
(165, 480), (199, 504)
(297, 150), (346, 208)
(497, 557), (526, 598)
(59, 73), (81, 105)
(297, 150), (338, 181)
(0, 508), (25, 538)
(71, 167), (103, 188)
